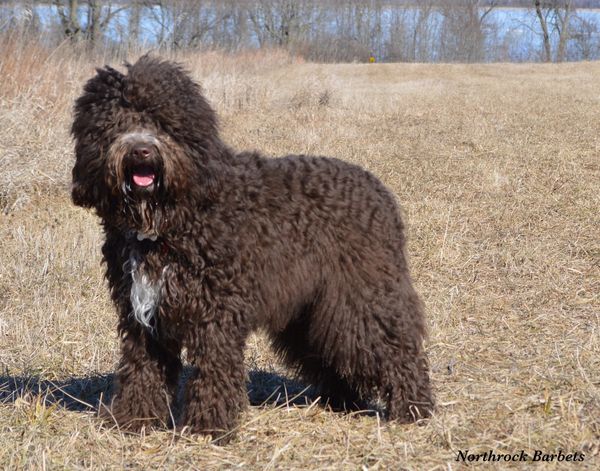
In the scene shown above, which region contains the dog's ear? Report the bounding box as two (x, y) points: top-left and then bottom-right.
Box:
(72, 170), (93, 208)
(71, 156), (100, 208)
(71, 144), (111, 211)
(71, 66), (124, 210)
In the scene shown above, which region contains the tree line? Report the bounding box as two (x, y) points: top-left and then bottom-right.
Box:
(2, 0), (598, 62)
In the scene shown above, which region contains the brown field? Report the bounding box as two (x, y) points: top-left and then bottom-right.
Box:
(1, 40), (599, 469)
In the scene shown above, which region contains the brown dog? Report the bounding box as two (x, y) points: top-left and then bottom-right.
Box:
(71, 55), (433, 441)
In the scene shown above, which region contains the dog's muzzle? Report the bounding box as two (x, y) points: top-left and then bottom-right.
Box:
(124, 143), (163, 196)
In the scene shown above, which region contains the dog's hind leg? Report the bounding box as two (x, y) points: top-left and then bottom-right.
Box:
(304, 283), (433, 422)
(341, 310), (434, 422)
(103, 318), (182, 431)
(380, 348), (434, 422)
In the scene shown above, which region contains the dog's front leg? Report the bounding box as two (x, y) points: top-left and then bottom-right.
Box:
(181, 321), (248, 443)
(102, 318), (182, 431)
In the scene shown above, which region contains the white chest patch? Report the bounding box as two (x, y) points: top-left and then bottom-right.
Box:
(127, 251), (166, 333)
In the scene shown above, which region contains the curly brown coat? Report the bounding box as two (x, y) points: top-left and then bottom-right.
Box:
(71, 55), (433, 442)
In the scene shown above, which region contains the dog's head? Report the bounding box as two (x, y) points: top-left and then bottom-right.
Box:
(71, 55), (223, 235)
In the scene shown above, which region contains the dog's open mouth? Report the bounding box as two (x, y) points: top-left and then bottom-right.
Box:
(132, 165), (156, 188)
(126, 163), (162, 196)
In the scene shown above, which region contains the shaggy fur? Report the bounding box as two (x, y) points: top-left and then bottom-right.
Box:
(71, 55), (433, 441)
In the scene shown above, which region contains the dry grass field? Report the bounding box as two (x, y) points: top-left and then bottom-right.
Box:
(1, 39), (599, 469)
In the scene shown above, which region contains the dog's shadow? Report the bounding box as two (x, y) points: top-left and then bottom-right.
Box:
(0, 368), (319, 414)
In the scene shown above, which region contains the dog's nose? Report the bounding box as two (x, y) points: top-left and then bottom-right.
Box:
(131, 145), (153, 159)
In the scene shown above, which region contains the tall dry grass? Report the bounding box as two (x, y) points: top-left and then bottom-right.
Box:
(1, 39), (599, 469)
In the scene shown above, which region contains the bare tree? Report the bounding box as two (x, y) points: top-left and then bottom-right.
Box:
(569, 14), (600, 60)
(533, 0), (574, 62)
(212, 2), (249, 51)
(144, 0), (233, 50)
(439, 0), (497, 62)
(6, 0), (600, 63)
(247, 0), (316, 48)
(128, 0), (142, 49)
(534, 1), (552, 60)
(555, 0), (574, 61)
(386, 1), (438, 62)
(53, 0), (126, 47)
(410, 1), (437, 61)
(53, 0), (80, 40)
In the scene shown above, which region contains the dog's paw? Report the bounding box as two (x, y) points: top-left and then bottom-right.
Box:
(98, 401), (164, 433)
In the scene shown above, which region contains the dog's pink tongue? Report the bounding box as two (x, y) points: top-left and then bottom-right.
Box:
(132, 172), (155, 187)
